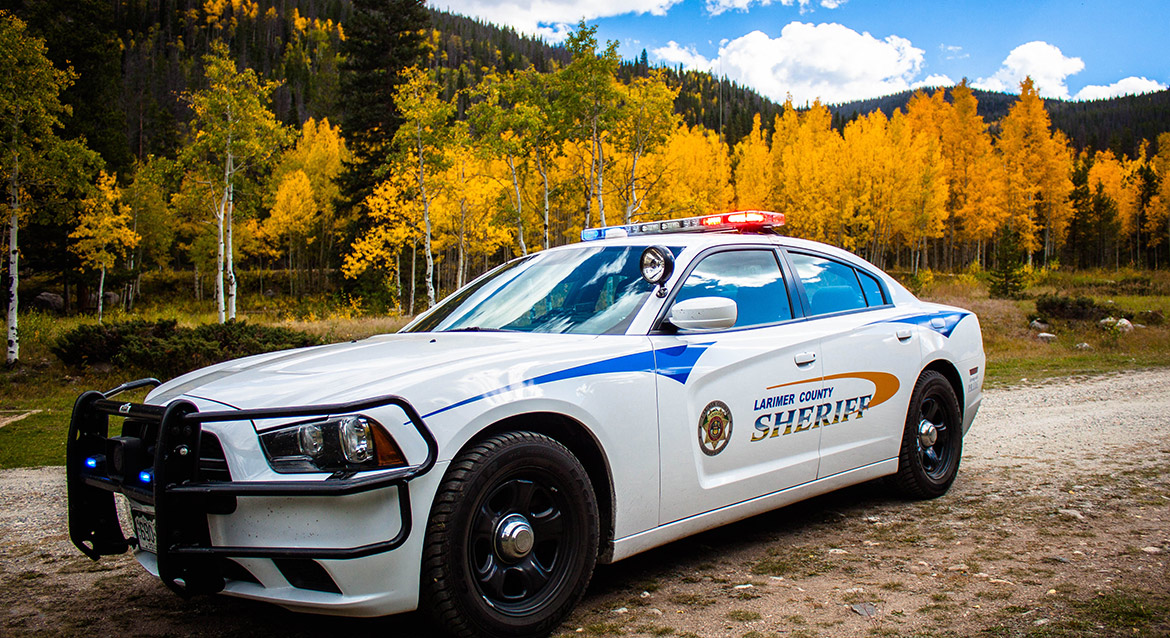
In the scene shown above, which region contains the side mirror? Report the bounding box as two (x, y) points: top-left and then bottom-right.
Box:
(669, 297), (738, 331)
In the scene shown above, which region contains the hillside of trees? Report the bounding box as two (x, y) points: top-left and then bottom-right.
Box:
(832, 88), (1170, 158)
(3, 0), (1170, 366)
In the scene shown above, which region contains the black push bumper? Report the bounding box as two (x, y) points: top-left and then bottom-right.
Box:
(66, 378), (438, 597)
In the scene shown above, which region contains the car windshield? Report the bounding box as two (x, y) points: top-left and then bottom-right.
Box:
(404, 246), (658, 335)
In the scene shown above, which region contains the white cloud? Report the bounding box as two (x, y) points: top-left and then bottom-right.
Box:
(433, 0), (684, 42)
(913, 74), (955, 90)
(1073, 76), (1167, 101)
(654, 22), (924, 105)
(705, 0), (847, 17)
(972, 41), (1084, 99)
(653, 41), (715, 71)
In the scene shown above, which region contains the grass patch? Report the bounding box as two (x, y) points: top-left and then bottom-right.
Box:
(1069, 591), (1168, 632)
(751, 547), (832, 577)
(727, 610), (762, 622)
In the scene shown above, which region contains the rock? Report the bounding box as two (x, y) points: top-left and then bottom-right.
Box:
(1116, 318), (1134, 333)
(1141, 546), (1163, 555)
(845, 587), (865, 594)
(1058, 508), (1085, 520)
(1029, 319), (1050, 331)
(31, 292), (64, 313)
(641, 591), (651, 598)
(648, 608), (663, 616)
(850, 602), (878, 619)
(1099, 317), (1117, 328)
(612, 607), (628, 614)
(734, 584), (754, 589)
(1037, 332), (1057, 343)
(947, 564), (969, 572)
(989, 578), (1016, 586)
(974, 573), (990, 578)
(1074, 342), (1092, 351)
(828, 548), (849, 555)
(102, 291), (120, 308)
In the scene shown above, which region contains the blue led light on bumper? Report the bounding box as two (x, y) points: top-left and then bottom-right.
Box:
(138, 470), (153, 484)
(84, 456), (99, 469)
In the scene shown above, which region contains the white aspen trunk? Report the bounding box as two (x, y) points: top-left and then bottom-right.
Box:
(458, 159), (467, 288)
(507, 154), (527, 256)
(225, 162), (237, 320)
(625, 148), (641, 224)
(6, 189), (18, 365)
(536, 152), (550, 250)
(594, 119), (606, 227)
(97, 266), (106, 324)
(6, 128), (19, 365)
(417, 134), (436, 308)
(395, 251), (401, 313)
(409, 240), (417, 315)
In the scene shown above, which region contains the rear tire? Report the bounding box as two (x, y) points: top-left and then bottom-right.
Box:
(891, 370), (963, 499)
(421, 431), (599, 638)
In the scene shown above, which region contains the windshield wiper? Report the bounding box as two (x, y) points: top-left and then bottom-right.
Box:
(442, 326), (513, 332)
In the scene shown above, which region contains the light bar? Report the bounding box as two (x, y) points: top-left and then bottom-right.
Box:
(581, 210), (784, 242)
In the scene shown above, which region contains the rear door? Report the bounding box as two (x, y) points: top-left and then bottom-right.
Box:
(784, 250), (921, 478)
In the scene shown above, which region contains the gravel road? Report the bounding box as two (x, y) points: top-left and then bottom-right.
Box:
(2, 370), (1168, 637)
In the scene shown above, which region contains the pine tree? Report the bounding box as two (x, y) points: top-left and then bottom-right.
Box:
(338, 0), (429, 216)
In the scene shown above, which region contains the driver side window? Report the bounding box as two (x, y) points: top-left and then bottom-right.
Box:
(673, 250), (792, 328)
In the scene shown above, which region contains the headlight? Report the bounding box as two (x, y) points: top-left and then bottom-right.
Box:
(260, 415), (407, 473)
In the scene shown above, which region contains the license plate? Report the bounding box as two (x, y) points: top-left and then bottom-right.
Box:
(133, 511), (157, 554)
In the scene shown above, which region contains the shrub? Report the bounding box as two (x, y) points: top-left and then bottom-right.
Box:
(54, 319), (321, 378)
(1034, 294), (1109, 321)
(50, 320), (180, 367)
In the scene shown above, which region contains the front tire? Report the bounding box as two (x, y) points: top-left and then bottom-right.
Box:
(891, 370), (963, 499)
(422, 431), (599, 638)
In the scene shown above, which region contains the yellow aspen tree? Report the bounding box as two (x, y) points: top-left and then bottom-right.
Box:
(775, 101), (840, 245)
(941, 80), (1005, 264)
(393, 65), (454, 309)
(182, 40), (289, 322)
(1142, 134), (1170, 257)
(271, 117), (351, 279)
(997, 77), (1073, 265)
(343, 172), (420, 312)
(643, 125), (732, 218)
(890, 110), (947, 272)
(766, 99), (800, 215)
(70, 171), (140, 323)
(732, 114), (773, 210)
(264, 170), (316, 293)
(613, 69), (679, 222)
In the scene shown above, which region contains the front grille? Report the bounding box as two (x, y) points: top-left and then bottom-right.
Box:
(198, 432), (232, 482)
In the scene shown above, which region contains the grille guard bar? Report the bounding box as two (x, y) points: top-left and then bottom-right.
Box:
(66, 378), (439, 597)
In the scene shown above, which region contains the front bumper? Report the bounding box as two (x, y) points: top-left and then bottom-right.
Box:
(66, 378), (437, 599)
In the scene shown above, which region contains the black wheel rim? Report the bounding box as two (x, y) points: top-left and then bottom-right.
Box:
(916, 393), (953, 480)
(468, 472), (577, 615)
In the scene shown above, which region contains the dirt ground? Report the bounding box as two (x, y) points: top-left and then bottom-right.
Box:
(2, 370), (1168, 638)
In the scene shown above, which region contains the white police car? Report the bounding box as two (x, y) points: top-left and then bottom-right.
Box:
(67, 211), (984, 638)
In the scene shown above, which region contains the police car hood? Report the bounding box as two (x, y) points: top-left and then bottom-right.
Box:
(147, 332), (620, 415)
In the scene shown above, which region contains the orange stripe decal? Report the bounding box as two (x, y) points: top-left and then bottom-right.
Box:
(766, 371), (901, 409)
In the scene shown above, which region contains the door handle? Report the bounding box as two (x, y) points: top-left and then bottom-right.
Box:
(794, 352), (816, 366)
(896, 328), (913, 341)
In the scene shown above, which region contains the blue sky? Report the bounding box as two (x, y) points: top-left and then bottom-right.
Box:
(431, 0), (1169, 105)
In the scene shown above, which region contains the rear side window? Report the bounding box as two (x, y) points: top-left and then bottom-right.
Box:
(673, 250), (793, 328)
(857, 269), (886, 306)
(788, 252), (867, 316)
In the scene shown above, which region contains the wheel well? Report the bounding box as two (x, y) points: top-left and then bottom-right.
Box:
(923, 359), (964, 418)
(467, 413), (617, 563)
